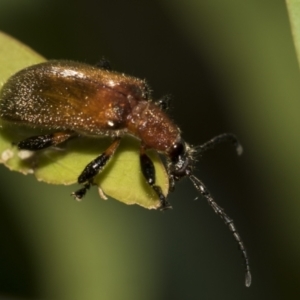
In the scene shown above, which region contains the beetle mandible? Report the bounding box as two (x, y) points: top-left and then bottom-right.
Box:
(0, 59), (251, 286)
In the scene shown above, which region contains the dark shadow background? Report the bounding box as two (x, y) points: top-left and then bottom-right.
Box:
(1, 0), (300, 299)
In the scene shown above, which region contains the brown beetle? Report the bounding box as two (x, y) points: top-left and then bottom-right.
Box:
(0, 59), (251, 286)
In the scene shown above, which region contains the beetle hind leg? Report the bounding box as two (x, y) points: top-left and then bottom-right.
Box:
(16, 131), (75, 150)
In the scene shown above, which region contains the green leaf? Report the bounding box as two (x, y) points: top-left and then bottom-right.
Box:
(286, 0), (300, 67)
(0, 31), (169, 209)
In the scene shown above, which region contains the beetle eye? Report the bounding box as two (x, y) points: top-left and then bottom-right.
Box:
(169, 139), (186, 162)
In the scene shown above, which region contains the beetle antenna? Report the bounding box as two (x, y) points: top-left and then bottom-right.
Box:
(195, 133), (243, 156)
(189, 174), (251, 287)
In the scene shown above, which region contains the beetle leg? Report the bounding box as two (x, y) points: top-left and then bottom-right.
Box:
(168, 173), (176, 192)
(156, 94), (172, 111)
(17, 132), (75, 150)
(72, 137), (121, 200)
(140, 146), (171, 210)
(72, 183), (91, 201)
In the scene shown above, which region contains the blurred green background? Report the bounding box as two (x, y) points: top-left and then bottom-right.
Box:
(0, 0), (299, 299)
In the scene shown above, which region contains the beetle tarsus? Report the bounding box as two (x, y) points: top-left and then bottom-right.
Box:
(153, 185), (172, 210)
(72, 182), (91, 201)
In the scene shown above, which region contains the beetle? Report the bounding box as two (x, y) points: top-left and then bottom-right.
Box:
(0, 59), (251, 286)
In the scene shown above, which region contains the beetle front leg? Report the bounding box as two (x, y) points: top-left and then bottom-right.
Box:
(140, 146), (171, 210)
(72, 138), (121, 200)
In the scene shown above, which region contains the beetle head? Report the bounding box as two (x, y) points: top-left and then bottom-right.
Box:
(168, 138), (193, 180)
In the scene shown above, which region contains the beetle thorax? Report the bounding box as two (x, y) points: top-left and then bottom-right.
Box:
(127, 101), (180, 153)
